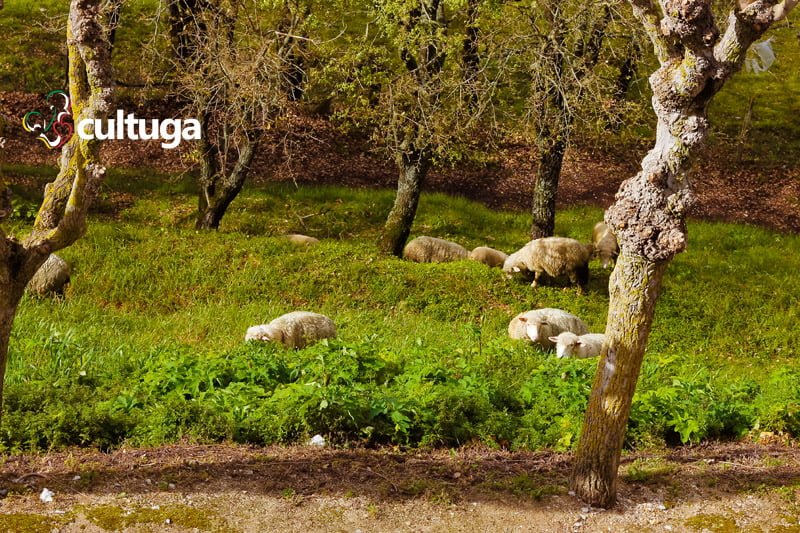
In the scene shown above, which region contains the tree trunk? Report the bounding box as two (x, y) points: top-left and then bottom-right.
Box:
(462, 0), (480, 108)
(569, 0), (795, 509)
(379, 152), (430, 257)
(195, 135), (257, 230)
(0, 285), (22, 414)
(570, 254), (668, 507)
(530, 134), (566, 239)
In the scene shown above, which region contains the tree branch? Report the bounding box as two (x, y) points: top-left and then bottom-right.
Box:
(628, 0), (672, 63)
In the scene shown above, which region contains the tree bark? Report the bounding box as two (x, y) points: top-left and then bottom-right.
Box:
(462, 0), (480, 108)
(570, 0), (797, 509)
(530, 134), (566, 239)
(570, 254), (668, 507)
(378, 152), (431, 257)
(195, 131), (257, 230)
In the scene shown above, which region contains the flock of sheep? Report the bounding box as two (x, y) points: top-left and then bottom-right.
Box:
(245, 223), (620, 358)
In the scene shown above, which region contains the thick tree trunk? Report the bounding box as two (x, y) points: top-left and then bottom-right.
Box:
(0, 285), (23, 414)
(379, 153), (430, 257)
(569, 0), (794, 509)
(570, 254), (668, 507)
(530, 134), (566, 239)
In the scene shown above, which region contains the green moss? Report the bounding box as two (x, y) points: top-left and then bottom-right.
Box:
(81, 503), (231, 532)
(0, 513), (69, 533)
(685, 513), (740, 532)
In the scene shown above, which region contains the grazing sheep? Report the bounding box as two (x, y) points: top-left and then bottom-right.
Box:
(503, 237), (594, 288)
(508, 308), (589, 349)
(285, 234), (320, 246)
(27, 254), (70, 297)
(468, 246), (508, 268)
(549, 331), (606, 359)
(592, 222), (619, 269)
(402, 236), (469, 263)
(245, 311), (336, 349)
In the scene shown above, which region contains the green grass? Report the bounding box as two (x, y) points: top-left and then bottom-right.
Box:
(1, 165), (799, 452)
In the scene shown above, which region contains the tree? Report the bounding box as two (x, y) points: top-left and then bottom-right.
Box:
(0, 0), (114, 417)
(162, 0), (292, 230)
(335, 0), (498, 256)
(511, 1), (615, 239)
(570, 0), (799, 508)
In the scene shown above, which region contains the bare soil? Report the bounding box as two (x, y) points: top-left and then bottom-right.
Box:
(1, 442), (800, 531)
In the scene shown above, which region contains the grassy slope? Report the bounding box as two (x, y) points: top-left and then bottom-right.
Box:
(1, 164), (799, 451)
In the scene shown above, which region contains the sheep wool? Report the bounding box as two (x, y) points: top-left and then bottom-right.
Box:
(503, 237), (594, 288)
(285, 234), (320, 246)
(403, 236), (469, 263)
(245, 311), (336, 349)
(592, 222), (619, 269)
(508, 308), (589, 348)
(468, 246), (508, 268)
(27, 254), (71, 297)
(549, 331), (606, 359)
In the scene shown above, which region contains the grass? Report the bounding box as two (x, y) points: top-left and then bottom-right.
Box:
(0, 163), (799, 452)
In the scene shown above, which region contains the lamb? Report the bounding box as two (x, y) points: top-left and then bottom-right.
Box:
(508, 308), (589, 349)
(592, 222), (619, 269)
(285, 234), (320, 246)
(27, 254), (71, 297)
(549, 331), (606, 359)
(503, 237), (594, 288)
(468, 246), (508, 268)
(245, 311), (336, 349)
(402, 236), (469, 263)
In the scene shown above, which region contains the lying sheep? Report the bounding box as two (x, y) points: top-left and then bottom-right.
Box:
(27, 254), (70, 297)
(549, 331), (606, 359)
(592, 222), (619, 269)
(245, 311), (336, 349)
(403, 236), (469, 263)
(508, 308), (589, 349)
(503, 237), (594, 288)
(468, 246), (508, 268)
(285, 234), (320, 246)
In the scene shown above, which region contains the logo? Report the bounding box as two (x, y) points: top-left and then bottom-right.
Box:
(23, 91), (201, 150)
(22, 90), (74, 149)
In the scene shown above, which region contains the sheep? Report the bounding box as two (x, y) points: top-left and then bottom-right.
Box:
(503, 237), (594, 288)
(27, 254), (70, 297)
(245, 311), (336, 349)
(468, 246), (508, 268)
(508, 308), (589, 349)
(285, 234), (320, 246)
(548, 331), (606, 359)
(592, 222), (619, 269)
(402, 236), (469, 263)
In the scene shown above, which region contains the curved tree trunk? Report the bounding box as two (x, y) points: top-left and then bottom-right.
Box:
(570, 0), (796, 508)
(378, 152), (430, 257)
(196, 134), (257, 230)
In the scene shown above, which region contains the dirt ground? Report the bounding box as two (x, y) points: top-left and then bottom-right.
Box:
(1, 442), (800, 532)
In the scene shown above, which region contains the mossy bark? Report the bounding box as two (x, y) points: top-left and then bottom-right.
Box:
(570, 0), (795, 509)
(570, 254), (668, 507)
(379, 152), (430, 257)
(0, 0), (113, 424)
(530, 134), (566, 239)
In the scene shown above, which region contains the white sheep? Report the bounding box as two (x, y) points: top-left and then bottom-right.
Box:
(503, 237), (594, 288)
(403, 236), (469, 263)
(27, 254), (71, 297)
(548, 331), (606, 359)
(508, 308), (589, 349)
(245, 311), (336, 349)
(592, 222), (619, 269)
(285, 234), (320, 246)
(468, 246), (508, 268)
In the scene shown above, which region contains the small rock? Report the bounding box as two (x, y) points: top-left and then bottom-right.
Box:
(308, 434), (326, 447)
(665, 526), (673, 531)
(168, 483), (176, 490)
(582, 507), (591, 513)
(165, 518), (172, 524)
(568, 490), (576, 496)
(72, 475), (81, 481)
(40, 488), (54, 503)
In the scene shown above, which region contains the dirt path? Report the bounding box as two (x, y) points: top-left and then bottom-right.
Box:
(1, 442), (799, 531)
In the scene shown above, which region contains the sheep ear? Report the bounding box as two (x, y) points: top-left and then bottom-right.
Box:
(548, 336), (559, 343)
(513, 266), (520, 272)
(576, 340), (583, 346)
(519, 317), (527, 323)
